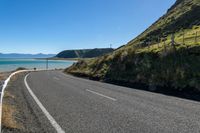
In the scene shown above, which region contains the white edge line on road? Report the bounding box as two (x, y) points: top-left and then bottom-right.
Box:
(86, 89), (117, 101)
(24, 74), (65, 133)
(0, 70), (32, 133)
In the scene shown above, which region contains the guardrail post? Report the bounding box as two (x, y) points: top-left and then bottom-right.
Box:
(195, 31), (198, 44)
(182, 30), (185, 45)
(171, 33), (176, 51)
(164, 40), (167, 53)
(147, 41), (150, 50)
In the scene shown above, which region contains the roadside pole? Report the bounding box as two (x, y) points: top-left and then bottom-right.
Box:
(46, 58), (49, 70)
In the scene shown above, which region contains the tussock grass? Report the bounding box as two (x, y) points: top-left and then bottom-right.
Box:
(2, 104), (20, 129)
(2, 91), (21, 130)
(66, 0), (200, 91)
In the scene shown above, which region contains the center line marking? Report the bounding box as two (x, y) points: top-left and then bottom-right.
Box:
(24, 74), (65, 133)
(86, 89), (117, 101)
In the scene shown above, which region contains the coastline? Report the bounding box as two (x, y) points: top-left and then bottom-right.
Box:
(0, 67), (30, 87)
(35, 57), (80, 61)
(0, 58), (75, 73)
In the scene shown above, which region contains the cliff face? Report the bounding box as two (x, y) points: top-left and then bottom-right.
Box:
(66, 0), (200, 91)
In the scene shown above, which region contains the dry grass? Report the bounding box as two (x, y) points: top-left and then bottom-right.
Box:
(2, 91), (21, 129)
(2, 104), (20, 129)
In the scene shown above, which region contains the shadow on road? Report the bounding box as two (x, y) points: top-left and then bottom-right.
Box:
(105, 79), (200, 102)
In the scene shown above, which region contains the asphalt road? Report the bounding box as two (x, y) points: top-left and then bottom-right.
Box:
(19, 71), (200, 133)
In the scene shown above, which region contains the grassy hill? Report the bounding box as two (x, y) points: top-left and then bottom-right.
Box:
(66, 0), (200, 91)
(56, 48), (114, 59)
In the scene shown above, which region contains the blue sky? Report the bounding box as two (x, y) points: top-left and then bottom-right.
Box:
(0, 0), (175, 54)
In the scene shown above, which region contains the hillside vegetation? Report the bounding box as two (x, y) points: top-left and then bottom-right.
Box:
(66, 0), (200, 91)
(56, 48), (114, 58)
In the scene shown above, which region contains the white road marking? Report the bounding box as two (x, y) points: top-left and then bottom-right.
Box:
(53, 77), (60, 80)
(86, 89), (117, 101)
(0, 70), (31, 133)
(24, 74), (65, 133)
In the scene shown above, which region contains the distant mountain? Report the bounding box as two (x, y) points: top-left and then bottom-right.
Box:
(0, 53), (55, 58)
(56, 48), (114, 58)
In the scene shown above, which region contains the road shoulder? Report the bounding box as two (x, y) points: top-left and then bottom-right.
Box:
(2, 72), (54, 133)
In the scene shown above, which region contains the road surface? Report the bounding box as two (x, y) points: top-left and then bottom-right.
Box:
(8, 71), (200, 132)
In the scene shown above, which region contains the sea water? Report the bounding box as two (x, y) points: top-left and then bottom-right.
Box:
(0, 58), (75, 72)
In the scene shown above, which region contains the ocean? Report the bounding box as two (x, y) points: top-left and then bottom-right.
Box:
(0, 58), (75, 72)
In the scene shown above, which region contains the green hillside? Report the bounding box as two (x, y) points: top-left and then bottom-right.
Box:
(56, 48), (114, 59)
(66, 0), (200, 91)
